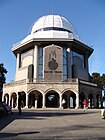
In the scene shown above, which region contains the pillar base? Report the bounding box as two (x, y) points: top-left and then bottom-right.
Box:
(42, 107), (46, 109)
(33, 78), (37, 83)
(75, 106), (79, 109)
(24, 106), (28, 109)
(59, 107), (63, 109)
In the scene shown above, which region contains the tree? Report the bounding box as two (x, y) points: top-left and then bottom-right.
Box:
(91, 72), (105, 88)
(0, 63), (7, 101)
(100, 74), (105, 88)
(91, 72), (101, 83)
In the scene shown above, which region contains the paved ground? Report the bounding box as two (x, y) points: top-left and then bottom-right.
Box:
(0, 109), (105, 140)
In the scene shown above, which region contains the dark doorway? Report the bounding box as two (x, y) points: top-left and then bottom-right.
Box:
(28, 93), (35, 108)
(88, 94), (93, 108)
(37, 94), (42, 108)
(79, 93), (86, 108)
(46, 91), (59, 108)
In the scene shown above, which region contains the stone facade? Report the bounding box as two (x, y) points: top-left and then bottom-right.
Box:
(3, 78), (102, 109)
(3, 15), (102, 109)
(44, 45), (62, 82)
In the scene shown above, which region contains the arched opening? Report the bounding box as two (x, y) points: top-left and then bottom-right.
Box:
(11, 93), (17, 108)
(28, 92), (35, 108)
(88, 94), (93, 108)
(45, 91), (59, 108)
(21, 92), (26, 108)
(28, 90), (43, 108)
(79, 92), (86, 108)
(37, 93), (42, 108)
(4, 94), (9, 105)
(96, 94), (101, 108)
(70, 93), (76, 108)
(62, 90), (76, 109)
(62, 94), (67, 109)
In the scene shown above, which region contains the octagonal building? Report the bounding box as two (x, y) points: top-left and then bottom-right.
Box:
(3, 15), (102, 109)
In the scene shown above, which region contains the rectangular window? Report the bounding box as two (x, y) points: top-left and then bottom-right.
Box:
(72, 51), (84, 68)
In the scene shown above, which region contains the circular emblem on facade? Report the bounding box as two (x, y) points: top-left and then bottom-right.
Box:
(48, 58), (58, 70)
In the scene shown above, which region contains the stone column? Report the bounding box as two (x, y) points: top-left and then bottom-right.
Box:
(2, 94), (4, 102)
(5, 96), (8, 104)
(75, 94), (79, 109)
(59, 94), (63, 108)
(11, 97), (14, 108)
(16, 53), (20, 71)
(35, 94), (38, 109)
(67, 96), (70, 109)
(6, 96), (9, 105)
(25, 94), (28, 108)
(67, 47), (72, 78)
(42, 94), (46, 108)
(9, 95), (11, 107)
(34, 45), (38, 82)
(16, 93), (19, 108)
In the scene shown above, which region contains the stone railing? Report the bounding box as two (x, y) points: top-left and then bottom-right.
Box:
(3, 78), (79, 88)
(3, 79), (26, 87)
(27, 78), (79, 83)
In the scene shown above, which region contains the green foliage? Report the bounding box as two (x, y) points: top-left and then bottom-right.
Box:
(91, 72), (105, 88)
(0, 63), (7, 91)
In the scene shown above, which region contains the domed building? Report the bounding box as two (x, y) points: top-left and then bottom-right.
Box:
(3, 15), (102, 109)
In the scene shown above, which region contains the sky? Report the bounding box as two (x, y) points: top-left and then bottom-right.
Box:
(0, 0), (105, 83)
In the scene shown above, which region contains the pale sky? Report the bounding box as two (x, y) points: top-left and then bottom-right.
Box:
(0, 0), (105, 82)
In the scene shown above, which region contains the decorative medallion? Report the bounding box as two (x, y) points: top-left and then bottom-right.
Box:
(48, 58), (58, 70)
